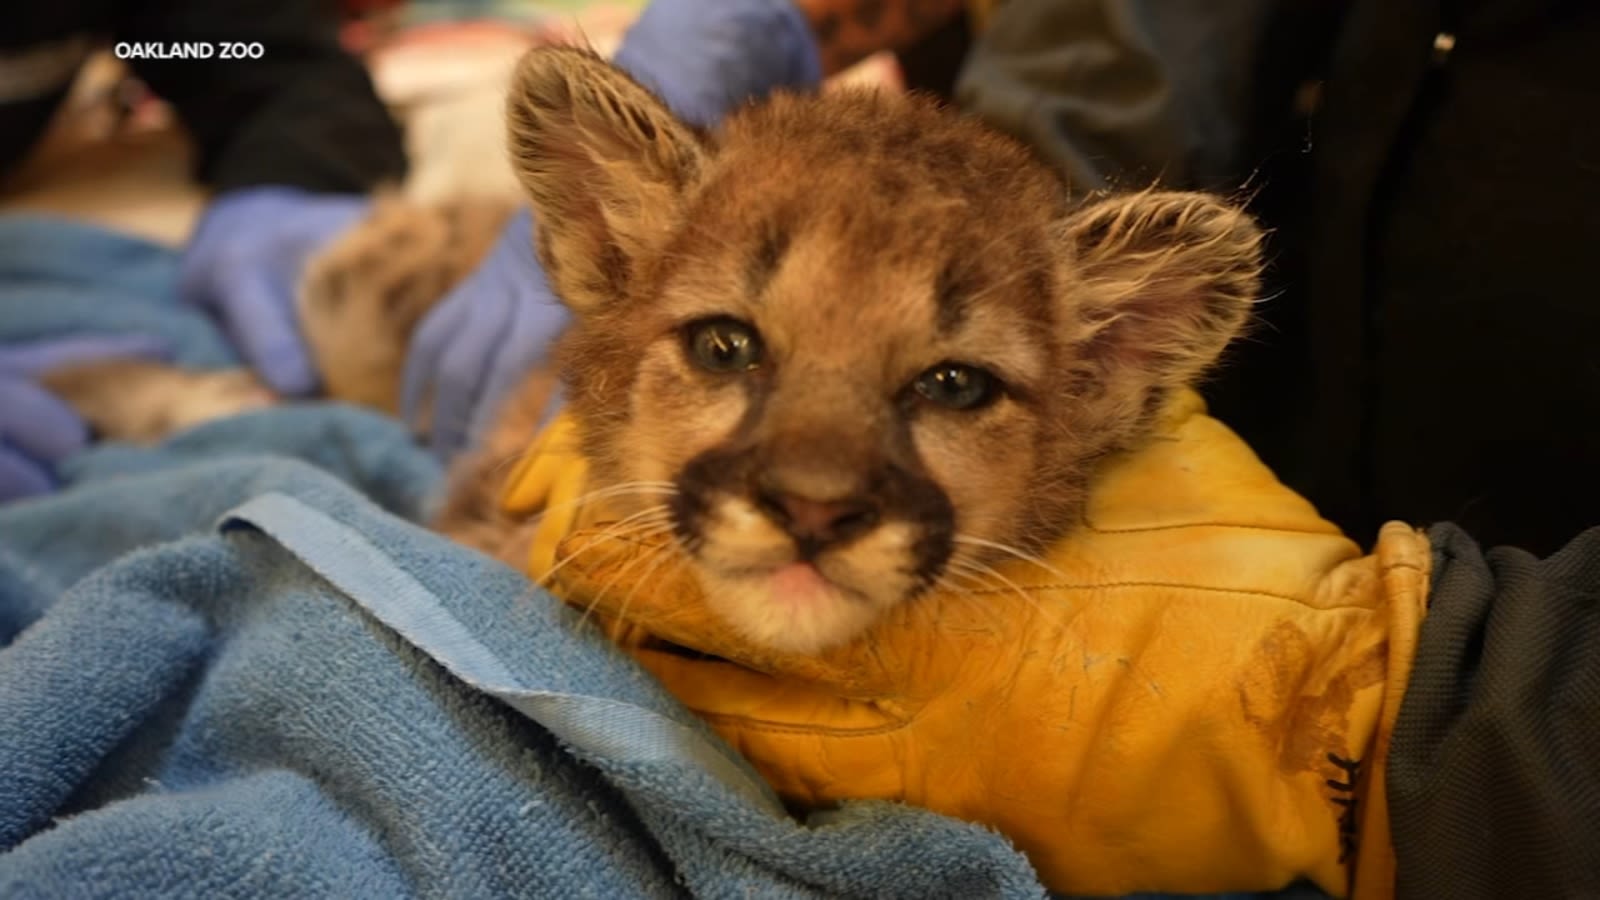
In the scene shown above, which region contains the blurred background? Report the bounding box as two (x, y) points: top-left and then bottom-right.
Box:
(0, 0), (900, 246)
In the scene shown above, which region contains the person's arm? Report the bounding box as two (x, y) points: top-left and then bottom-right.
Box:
(952, 0), (1342, 192)
(792, 0), (967, 76)
(112, 0), (406, 195)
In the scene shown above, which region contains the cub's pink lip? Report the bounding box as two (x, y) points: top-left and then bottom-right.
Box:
(768, 561), (827, 594)
(766, 561), (875, 607)
(714, 560), (869, 603)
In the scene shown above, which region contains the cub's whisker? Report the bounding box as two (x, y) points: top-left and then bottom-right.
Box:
(606, 543), (685, 643)
(952, 534), (1069, 581)
(575, 535), (677, 635)
(529, 481), (678, 522)
(932, 566), (1022, 632)
(944, 556), (1060, 628)
(536, 506), (675, 588)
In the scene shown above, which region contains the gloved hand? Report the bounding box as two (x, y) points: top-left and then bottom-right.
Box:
(613, 0), (823, 128)
(400, 210), (570, 461)
(501, 390), (1432, 899)
(0, 334), (171, 502)
(179, 187), (369, 396)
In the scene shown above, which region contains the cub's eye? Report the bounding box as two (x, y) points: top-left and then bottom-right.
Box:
(913, 363), (999, 410)
(685, 317), (763, 373)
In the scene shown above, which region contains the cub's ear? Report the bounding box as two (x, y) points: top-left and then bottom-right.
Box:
(505, 47), (706, 315)
(1058, 190), (1263, 415)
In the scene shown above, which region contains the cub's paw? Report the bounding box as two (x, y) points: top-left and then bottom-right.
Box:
(40, 361), (277, 445)
(299, 195), (518, 413)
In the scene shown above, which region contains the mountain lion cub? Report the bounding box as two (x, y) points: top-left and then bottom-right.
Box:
(50, 47), (1265, 654)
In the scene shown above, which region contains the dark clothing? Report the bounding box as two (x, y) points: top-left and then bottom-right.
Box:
(1388, 523), (1600, 899)
(2, 0), (406, 194)
(954, 0), (1600, 557)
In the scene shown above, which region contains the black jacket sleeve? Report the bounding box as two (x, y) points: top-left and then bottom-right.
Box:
(950, 0), (1341, 194)
(1388, 523), (1600, 898)
(114, 0), (407, 194)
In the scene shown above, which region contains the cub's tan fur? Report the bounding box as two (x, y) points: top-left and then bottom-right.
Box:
(299, 193), (519, 416)
(39, 360), (275, 445)
(52, 48), (1264, 655)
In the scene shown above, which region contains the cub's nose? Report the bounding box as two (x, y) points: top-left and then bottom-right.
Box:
(756, 490), (880, 551)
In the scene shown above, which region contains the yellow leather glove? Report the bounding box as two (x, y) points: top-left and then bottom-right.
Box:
(501, 411), (591, 578)
(501, 392), (1431, 899)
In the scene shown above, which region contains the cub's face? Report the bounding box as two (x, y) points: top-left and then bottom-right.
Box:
(507, 49), (1263, 652)
(615, 177), (1059, 650)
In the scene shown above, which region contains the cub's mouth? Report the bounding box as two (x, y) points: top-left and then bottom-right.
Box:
(666, 465), (956, 653)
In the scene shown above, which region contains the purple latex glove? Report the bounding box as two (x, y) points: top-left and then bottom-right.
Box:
(0, 334), (172, 502)
(179, 187), (369, 396)
(613, 0), (823, 129)
(400, 210), (570, 461)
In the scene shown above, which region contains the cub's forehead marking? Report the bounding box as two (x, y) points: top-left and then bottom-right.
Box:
(744, 215), (794, 301)
(933, 258), (976, 335)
